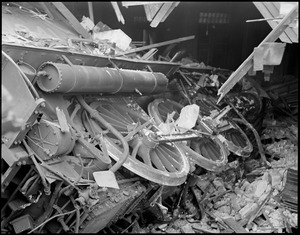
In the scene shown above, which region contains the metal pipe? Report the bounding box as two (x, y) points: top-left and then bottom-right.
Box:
(20, 175), (38, 194)
(76, 96), (129, 173)
(28, 208), (78, 234)
(22, 140), (51, 196)
(35, 181), (63, 226)
(75, 207), (80, 233)
(36, 62), (168, 94)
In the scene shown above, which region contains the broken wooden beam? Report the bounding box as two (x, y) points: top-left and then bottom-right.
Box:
(141, 48), (158, 60)
(217, 4), (298, 103)
(246, 17), (283, 23)
(115, 35), (195, 56)
(222, 217), (249, 233)
(150, 2), (174, 27)
(253, 2), (291, 43)
(51, 2), (91, 39)
(122, 2), (166, 8)
(88, 2), (94, 23)
(246, 188), (275, 227)
(144, 3), (163, 21)
(149, 2), (180, 27)
(263, 2), (297, 42)
(161, 2), (180, 22)
(111, 2), (125, 24)
(192, 224), (219, 233)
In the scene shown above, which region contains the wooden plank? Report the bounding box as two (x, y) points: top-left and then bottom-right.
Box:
(122, 2), (165, 7)
(144, 4), (153, 21)
(161, 2), (180, 22)
(115, 35), (195, 56)
(223, 217), (249, 233)
(217, 3), (298, 103)
(253, 2), (290, 42)
(88, 2), (94, 23)
(150, 3), (174, 27)
(254, 2), (298, 43)
(51, 2), (91, 39)
(144, 3), (164, 21)
(111, 2), (125, 24)
(263, 2), (297, 42)
(141, 48), (158, 60)
(246, 188), (275, 227)
(275, 2), (298, 42)
(280, 3), (299, 42)
(273, 2), (281, 9)
(263, 2), (280, 16)
(253, 2), (291, 43)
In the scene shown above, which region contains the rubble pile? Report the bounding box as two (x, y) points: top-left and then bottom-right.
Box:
(138, 168), (297, 233)
(127, 72), (298, 233)
(129, 117), (298, 233)
(262, 119), (298, 169)
(2, 3), (298, 233)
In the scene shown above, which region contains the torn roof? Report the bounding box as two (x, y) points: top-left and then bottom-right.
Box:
(253, 2), (298, 43)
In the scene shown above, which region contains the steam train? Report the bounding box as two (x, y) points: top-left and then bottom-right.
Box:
(2, 2), (261, 233)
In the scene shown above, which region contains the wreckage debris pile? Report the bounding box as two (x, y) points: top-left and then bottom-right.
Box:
(262, 121), (298, 169)
(2, 4), (297, 233)
(130, 117), (298, 234)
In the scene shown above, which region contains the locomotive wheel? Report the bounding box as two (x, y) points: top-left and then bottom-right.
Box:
(195, 94), (253, 157)
(219, 123), (253, 157)
(148, 98), (229, 172)
(148, 98), (252, 158)
(82, 98), (190, 186)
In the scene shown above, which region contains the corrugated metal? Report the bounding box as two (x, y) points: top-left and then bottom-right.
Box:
(253, 2), (298, 43)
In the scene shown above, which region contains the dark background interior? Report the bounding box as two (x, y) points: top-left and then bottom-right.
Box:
(63, 2), (298, 85)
